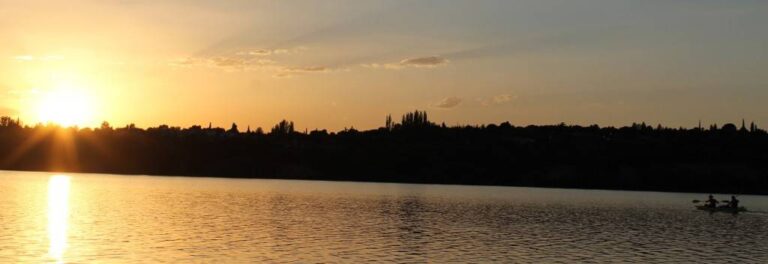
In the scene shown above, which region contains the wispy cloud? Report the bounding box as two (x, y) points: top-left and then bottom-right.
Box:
(435, 97), (462, 108)
(169, 56), (275, 70)
(401, 56), (449, 67)
(169, 45), (340, 77)
(274, 66), (333, 78)
(12, 55), (64, 62)
(365, 56), (450, 70)
(169, 47), (305, 71)
(235, 47), (304, 56)
(477, 93), (518, 106)
(493, 94), (516, 104)
(236, 49), (279, 56)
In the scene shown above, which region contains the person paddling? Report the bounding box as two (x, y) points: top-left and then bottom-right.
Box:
(729, 196), (739, 209)
(706, 194), (718, 208)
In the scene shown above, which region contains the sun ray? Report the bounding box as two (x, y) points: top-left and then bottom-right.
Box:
(0, 127), (53, 168)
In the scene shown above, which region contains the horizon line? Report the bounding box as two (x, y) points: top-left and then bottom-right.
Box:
(0, 115), (761, 133)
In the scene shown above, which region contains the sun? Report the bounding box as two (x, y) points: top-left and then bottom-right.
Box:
(37, 87), (94, 127)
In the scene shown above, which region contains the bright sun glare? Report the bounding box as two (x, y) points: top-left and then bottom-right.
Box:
(37, 87), (94, 127)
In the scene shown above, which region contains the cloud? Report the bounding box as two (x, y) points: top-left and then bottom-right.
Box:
(13, 55), (34, 61)
(170, 47), (338, 78)
(12, 55), (64, 62)
(478, 93), (518, 106)
(169, 47), (304, 70)
(169, 54), (276, 71)
(237, 49), (272, 56)
(493, 94), (516, 104)
(365, 56), (450, 70)
(435, 97), (462, 108)
(211, 57), (248, 68)
(235, 47), (299, 56)
(274, 66), (332, 78)
(400, 56), (449, 67)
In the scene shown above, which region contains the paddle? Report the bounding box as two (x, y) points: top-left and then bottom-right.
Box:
(692, 198), (737, 204)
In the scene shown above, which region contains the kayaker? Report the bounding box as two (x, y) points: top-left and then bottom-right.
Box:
(706, 194), (718, 208)
(730, 196), (739, 209)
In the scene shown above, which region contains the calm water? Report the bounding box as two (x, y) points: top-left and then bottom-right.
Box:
(0, 171), (767, 263)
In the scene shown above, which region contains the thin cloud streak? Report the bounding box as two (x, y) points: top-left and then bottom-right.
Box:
(274, 66), (334, 78)
(435, 97), (462, 108)
(477, 94), (518, 106)
(12, 55), (64, 62)
(168, 47), (307, 71)
(364, 56), (449, 70)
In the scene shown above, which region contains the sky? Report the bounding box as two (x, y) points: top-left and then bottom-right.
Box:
(1, 0), (766, 131)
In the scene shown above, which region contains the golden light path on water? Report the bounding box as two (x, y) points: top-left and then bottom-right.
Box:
(47, 175), (71, 264)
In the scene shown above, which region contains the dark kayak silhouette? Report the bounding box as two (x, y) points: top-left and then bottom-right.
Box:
(692, 197), (746, 213)
(695, 205), (747, 213)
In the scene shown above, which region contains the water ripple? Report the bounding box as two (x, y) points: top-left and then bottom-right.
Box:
(0, 172), (766, 263)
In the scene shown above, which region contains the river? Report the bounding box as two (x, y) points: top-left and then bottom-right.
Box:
(0, 171), (766, 263)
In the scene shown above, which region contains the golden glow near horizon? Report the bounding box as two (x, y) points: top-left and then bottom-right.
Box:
(1, 1), (767, 130)
(7, 65), (105, 128)
(47, 175), (71, 264)
(36, 85), (94, 127)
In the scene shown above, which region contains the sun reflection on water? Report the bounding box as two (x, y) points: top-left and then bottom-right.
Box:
(47, 175), (71, 264)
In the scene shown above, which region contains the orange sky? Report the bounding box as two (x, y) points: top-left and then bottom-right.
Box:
(2, 0), (767, 131)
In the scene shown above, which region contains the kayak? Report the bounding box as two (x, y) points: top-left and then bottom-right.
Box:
(696, 205), (747, 213)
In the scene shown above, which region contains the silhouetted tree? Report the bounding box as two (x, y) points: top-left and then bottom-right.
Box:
(722, 123), (737, 133)
(0, 113), (765, 194)
(0, 116), (20, 128)
(228, 123), (239, 134)
(400, 110), (432, 129)
(310, 129), (328, 136)
(271, 120), (294, 135)
(100, 121), (112, 131)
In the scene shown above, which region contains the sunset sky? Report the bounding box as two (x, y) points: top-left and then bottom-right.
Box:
(1, 0), (766, 131)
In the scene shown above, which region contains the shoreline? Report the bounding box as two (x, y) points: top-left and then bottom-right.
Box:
(3, 168), (765, 196)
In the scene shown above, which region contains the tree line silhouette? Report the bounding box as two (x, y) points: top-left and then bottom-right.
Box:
(0, 111), (766, 194)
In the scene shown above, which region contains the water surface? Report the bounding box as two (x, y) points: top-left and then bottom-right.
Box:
(0, 171), (766, 263)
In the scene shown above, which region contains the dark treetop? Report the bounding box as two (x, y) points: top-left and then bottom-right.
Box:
(0, 113), (766, 194)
